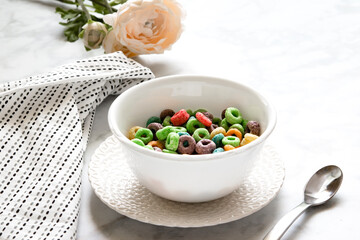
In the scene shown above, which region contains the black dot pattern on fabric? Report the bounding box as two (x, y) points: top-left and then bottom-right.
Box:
(0, 52), (154, 239)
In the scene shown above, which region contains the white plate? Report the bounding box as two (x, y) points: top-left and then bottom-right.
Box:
(88, 135), (285, 228)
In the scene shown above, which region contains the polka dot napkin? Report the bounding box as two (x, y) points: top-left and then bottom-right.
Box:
(0, 52), (154, 239)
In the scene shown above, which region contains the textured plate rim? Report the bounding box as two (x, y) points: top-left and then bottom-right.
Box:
(88, 135), (285, 228)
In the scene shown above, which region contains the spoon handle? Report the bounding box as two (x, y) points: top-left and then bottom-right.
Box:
(263, 202), (311, 240)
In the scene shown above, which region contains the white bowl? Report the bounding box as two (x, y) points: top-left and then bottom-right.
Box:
(108, 75), (276, 202)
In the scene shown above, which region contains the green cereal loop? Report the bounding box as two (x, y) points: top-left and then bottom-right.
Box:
(146, 116), (162, 127)
(165, 132), (180, 151)
(162, 115), (172, 126)
(144, 145), (154, 150)
(212, 117), (221, 126)
(194, 108), (208, 114)
(230, 123), (245, 136)
(186, 109), (194, 116)
(156, 126), (175, 141)
(186, 117), (205, 134)
(192, 128), (210, 142)
(134, 128), (153, 144)
(171, 126), (187, 133)
(213, 147), (225, 153)
(212, 133), (224, 148)
(220, 118), (230, 131)
(242, 119), (249, 131)
(131, 138), (145, 147)
(225, 107), (243, 125)
(163, 149), (178, 154)
(222, 136), (240, 147)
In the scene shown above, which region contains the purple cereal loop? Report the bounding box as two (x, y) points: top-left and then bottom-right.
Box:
(208, 124), (218, 133)
(147, 122), (163, 140)
(247, 121), (260, 136)
(178, 135), (196, 154)
(195, 139), (216, 154)
(160, 109), (175, 121)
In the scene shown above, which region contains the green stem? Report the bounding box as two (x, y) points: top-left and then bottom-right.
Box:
(92, 0), (118, 12)
(77, 0), (91, 20)
(102, 0), (113, 13)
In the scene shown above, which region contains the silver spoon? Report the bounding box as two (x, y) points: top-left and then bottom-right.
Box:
(263, 165), (343, 240)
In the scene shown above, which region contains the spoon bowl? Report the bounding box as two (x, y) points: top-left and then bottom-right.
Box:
(304, 165), (343, 205)
(264, 165), (343, 240)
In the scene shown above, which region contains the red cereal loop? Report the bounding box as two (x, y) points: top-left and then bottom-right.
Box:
(195, 112), (212, 127)
(171, 109), (190, 126)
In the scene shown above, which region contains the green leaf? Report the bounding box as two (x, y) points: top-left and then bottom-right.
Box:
(55, 2), (106, 43)
(57, 11), (88, 42)
(90, 15), (103, 23)
(91, 0), (118, 13)
(55, 7), (82, 20)
(59, 21), (81, 28)
(78, 29), (85, 38)
(92, 0), (108, 15)
(55, 7), (67, 17)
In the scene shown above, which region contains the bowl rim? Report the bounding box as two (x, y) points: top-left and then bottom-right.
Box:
(108, 74), (277, 162)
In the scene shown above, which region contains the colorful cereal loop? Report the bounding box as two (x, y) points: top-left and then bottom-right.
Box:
(222, 136), (240, 147)
(128, 126), (142, 140)
(240, 133), (259, 146)
(131, 138), (145, 147)
(156, 126), (175, 141)
(192, 128), (210, 142)
(225, 107), (243, 125)
(225, 128), (243, 141)
(210, 127), (226, 139)
(229, 123), (245, 136)
(224, 145), (235, 151)
(147, 140), (165, 150)
(212, 133), (224, 148)
(186, 117), (205, 134)
(213, 147), (225, 153)
(134, 128), (153, 144)
(165, 132), (180, 151)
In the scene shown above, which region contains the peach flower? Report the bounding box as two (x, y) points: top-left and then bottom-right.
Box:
(102, 30), (138, 57)
(103, 0), (183, 57)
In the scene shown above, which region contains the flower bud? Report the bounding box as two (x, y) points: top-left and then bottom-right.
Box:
(80, 21), (107, 50)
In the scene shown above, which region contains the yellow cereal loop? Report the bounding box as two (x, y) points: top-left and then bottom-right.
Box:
(128, 126), (142, 140)
(240, 133), (259, 146)
(210, 127), (226, 139)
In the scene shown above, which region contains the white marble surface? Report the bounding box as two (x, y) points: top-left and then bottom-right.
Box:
(1, 0), (360, 239)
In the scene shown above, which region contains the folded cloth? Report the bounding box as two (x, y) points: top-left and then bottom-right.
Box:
(0, 52), (154, 239)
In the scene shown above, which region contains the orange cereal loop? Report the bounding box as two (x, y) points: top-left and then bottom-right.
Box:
(240, 133), (259, 147)
(147, 140), (165, 150)
(128, 126), (142, 140)
(225, 128), (243, 140)
(224, 145), (236, 151)
(210, 127), (226, 139)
